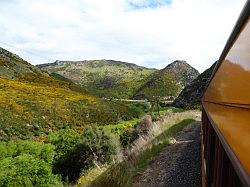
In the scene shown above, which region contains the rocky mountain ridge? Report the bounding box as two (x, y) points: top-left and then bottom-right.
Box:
(173, 62), (216, 108)
(162, 60), (200, 87)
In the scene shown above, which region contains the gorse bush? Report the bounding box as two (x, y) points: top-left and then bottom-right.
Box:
(120, 115), (153, 147)
(54, 126), (120, 182)
(0, 140), (63, 187)
(0, 77), (149, 141)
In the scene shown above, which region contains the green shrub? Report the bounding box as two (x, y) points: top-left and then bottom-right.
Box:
(0, 140), (62, 187)
(170, 107), (185, 113)
(127, 105), (142, 118)
(127, 103), (149, 118)
(0, 140), (55, 164)
(48, 129), (81, 162)
(81, 126), (120, 163)
(54, 126), (120, 182)
(120, 128), (139, 147)
(0, 154), (62, 187)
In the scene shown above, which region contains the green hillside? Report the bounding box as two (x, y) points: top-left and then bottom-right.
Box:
(0, 48), (148, 141)
(0, 47), (46, 79)
(0, 47), (89, 93)
(133, 60), (200, 100)
(37, 60), (156, 98)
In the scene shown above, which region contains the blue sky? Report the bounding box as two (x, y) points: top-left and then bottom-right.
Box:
(0, 0), (246, 72)
(128, 0), (172, 9)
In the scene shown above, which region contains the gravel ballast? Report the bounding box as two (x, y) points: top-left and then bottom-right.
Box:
(134, 121), (202, 187)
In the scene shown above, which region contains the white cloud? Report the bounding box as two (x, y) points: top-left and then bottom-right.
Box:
(0, 0), (246, 72)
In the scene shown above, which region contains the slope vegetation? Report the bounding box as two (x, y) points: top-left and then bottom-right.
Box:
(0, 47), (46, 79)
(0, 48), (146, 140)
(133, 61), (199, 100)
(38, 60), (156, 98)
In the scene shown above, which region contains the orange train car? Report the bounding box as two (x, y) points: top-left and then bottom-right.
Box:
(202, 1), (250, 186)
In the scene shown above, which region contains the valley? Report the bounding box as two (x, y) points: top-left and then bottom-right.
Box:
(1, 1), (247, 186)
(0, 47), (207, 186)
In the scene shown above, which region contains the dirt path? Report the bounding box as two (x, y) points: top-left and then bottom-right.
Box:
(133, 121), (201, 187)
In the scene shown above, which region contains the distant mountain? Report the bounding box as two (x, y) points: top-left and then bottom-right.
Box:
(172, 62), (216, 109)
(133, 60), (200, 100)
(37, 60), (156, 98)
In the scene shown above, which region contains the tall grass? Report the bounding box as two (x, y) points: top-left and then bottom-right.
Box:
(79, 117), (195, 187)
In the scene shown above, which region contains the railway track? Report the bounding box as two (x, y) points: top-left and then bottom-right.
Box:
(134, 121), (202, 187)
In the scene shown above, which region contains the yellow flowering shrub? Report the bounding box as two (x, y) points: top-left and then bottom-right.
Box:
(0, 77), (142, 140)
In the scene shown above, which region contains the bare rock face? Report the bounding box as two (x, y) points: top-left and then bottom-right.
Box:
(172, 62), (217, 109)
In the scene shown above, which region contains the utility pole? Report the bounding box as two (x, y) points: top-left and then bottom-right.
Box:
(156, 96), (160, 117)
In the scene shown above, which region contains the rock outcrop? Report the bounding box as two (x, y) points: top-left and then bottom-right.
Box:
(172, 62), (217, 108)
